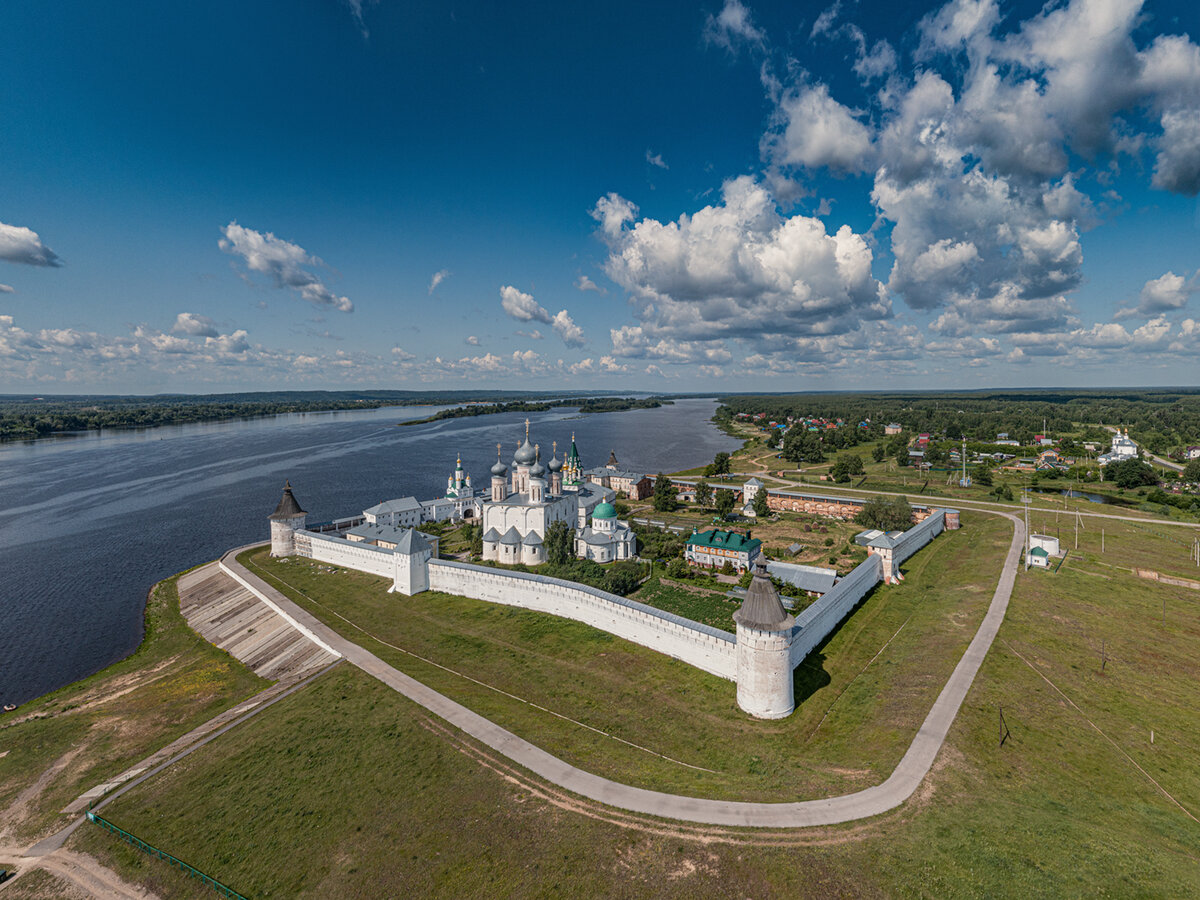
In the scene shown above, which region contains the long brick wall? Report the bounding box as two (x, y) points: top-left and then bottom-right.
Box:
(765, 489), (934, 522)
(428, 559), (737, 681)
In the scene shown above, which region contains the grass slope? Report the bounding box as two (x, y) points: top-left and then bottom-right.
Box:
(0, 574), (267, 844)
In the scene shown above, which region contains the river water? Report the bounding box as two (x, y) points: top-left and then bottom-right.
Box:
(0, 398), (737, 704)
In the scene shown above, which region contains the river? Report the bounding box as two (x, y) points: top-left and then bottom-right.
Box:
(0, 398), (738, 704)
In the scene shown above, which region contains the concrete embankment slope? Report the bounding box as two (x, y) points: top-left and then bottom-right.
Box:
(223, 514), (1025, 828)
(180, 562), (338, 680)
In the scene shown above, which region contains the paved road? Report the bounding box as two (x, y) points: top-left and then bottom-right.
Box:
(223, 514), (1025, 827)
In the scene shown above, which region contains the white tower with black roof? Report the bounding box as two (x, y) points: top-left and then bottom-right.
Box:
(733, 560), (796, 718)
(268, 481), (307, 557)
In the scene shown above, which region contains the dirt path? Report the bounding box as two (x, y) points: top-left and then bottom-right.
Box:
(0, 745), (87, 844)
(0, 844), (159, 899)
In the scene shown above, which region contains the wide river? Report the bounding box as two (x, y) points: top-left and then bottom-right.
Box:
(0, 398), (738, 705)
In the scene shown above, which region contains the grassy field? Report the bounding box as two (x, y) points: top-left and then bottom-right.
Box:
(0, 574), (268, 846)
(630, 576), (741, 633)
(226, 515), (1006, 804)
(78, 507), (1200, 897)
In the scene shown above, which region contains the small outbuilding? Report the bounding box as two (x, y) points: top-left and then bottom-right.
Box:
(1030, 533), (1060, 556)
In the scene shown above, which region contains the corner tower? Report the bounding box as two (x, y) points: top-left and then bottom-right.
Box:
(269, 480), (307, 557)
(733, 561), (795, 718)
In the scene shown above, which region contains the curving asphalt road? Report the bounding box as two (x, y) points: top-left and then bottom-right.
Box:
(221, 510), (1025, 828)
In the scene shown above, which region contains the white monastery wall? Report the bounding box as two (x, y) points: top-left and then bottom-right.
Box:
(891, 509), (945, 567)
(428, 560), (737, 680)
(789, 554), (883, 668)
(298, 531), (396, 579)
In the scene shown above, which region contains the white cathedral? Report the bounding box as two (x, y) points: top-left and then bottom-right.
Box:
(481, 420), (636, 565)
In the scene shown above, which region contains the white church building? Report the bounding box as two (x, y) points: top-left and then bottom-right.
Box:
(480, 421), (633, 565)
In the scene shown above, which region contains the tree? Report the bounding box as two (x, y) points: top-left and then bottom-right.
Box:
(925, 445), (949, 466)
(708, 452), (731, 476)
(652, 472), (677, 512)
(872, 444), (887, 463)
(854, 495), (913, 531)
(1182, 457), (1200, 483)
(831, 454), (865, 482)
(991, 483), (1014, 501)
(752, 488), (770, 518)
(604, 562), (643, 596)
(782, 428), (825, 464)
(544, 520), (574, 566)
(714, 487), (736, 518)
(695, 479), (712, 507)
(895, 449), (910, 468)
(1108, 457), (1158, 489)
(973, 463), (993, 486)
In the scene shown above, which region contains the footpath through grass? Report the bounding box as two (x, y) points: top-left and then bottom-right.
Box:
(236, 514), (1005, 802)
(0, 573), (268, 845)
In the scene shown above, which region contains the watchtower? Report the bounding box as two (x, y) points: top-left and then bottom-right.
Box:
(733, 561), (796, 718)
(268, 481), (307, 557)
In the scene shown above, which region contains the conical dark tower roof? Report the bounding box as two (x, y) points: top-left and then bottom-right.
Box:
(733, 560), (793, 631)
(607, 449), (619, 466)
(269, 480), (307, 520)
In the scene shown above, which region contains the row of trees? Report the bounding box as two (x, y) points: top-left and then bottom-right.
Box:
(720, 389), (1200, 456)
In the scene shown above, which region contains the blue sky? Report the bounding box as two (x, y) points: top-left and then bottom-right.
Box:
(1, 0), (1198, 393)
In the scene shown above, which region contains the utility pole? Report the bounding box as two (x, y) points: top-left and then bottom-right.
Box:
(1023, 490), (1031, 570)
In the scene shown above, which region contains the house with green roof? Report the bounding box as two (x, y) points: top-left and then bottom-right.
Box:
(685, 528), (762, 574)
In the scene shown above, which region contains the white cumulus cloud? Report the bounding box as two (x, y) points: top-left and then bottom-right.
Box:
(703, 0), (766, 53)
(171, 312), (219, 337)
(428, 269), (450, 294)
(500, 285), (551, 323)
(219, 222), (352, 313)
(593, 176), (889, 359)
(551, 310), (585, 347)
(0, 221), (62, 267)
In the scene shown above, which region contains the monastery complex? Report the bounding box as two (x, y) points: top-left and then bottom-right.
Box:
(266, 421), (960, 719)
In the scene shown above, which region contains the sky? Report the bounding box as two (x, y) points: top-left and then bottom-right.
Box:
(1, 0), (1199, 394)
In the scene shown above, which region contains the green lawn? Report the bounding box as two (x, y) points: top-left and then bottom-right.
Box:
(234, 515), (1005, 803)
(80, 522), (1200, 897)
(0, 574), (268, 845)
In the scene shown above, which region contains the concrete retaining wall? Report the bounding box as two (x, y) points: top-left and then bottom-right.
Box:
(789, 554), (883, 668)
(428, 560), (737, 680)
(219, 547), (343, 660)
